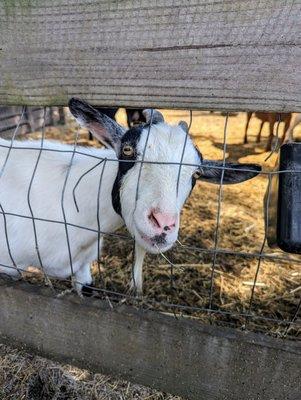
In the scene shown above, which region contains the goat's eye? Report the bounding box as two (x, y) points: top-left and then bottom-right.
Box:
(193, 170), (202, 179)
(122, 145), (134, 157)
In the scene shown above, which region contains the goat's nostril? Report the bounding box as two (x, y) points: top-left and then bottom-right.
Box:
(149, 211), (177, 231)
(148, 212), (161, 229)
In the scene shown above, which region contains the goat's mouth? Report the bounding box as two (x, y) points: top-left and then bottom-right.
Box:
(135, 228), (173, 253)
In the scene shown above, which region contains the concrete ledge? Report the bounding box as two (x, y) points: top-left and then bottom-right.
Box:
(0, 277), (300, 400)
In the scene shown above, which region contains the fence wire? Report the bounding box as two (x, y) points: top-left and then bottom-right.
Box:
(0, 107), (300, 339)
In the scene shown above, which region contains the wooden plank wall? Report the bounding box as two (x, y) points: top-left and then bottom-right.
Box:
(0, 0), (300, 111)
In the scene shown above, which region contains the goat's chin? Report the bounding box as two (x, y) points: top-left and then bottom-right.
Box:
(138, 239), (174, 254)
(133, 228), (175, 254)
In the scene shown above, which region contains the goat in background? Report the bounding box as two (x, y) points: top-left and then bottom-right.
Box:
(244, 112), (292, 151)
(282, 113), (301, 143)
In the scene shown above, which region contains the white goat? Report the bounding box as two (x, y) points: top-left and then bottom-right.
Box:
(0, 99), (260, 294)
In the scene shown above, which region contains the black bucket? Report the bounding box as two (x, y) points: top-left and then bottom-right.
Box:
(266, 143), (301, 253)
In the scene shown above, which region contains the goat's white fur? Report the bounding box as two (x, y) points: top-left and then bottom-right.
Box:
(0, 139), (121, 292)
(0, 122), (199, 293)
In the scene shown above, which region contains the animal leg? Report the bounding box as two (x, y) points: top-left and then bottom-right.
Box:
(244, 112), (253, 144)
(130, 242), (146, 295)
(266, 122), (274, 151)
(126, 109), (132, 128)
(74, 264), (93, 296)
(256, 121), (264, 143)
(282, 119), (292, 144)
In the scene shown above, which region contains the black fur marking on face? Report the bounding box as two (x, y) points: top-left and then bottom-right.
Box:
(190, 146), (203, 193)
(111, 126), (144, 217)
(191, 176), (197, 192)
(152, 233), (167, 245)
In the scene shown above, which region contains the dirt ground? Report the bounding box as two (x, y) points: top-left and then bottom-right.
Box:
(1, 109), (301, 399)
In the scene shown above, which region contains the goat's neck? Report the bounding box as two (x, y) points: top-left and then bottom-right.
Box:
(69, 148), (124, 233)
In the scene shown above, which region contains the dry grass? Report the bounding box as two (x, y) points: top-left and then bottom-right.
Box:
(1, 109), (301, 399)
(0, 343), (182, 400)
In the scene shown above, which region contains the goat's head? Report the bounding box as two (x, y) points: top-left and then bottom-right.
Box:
(69, 98), (261, 254)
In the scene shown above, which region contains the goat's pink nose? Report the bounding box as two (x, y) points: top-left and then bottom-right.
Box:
(149, 210), (177, 232)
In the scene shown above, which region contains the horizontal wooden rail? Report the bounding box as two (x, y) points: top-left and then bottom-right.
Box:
(0, 0), (300, 111)
(0, 277), (300, 399)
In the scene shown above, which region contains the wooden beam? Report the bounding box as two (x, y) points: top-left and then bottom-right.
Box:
(0, 277), (300, 400)
(0, 0), (300, 111)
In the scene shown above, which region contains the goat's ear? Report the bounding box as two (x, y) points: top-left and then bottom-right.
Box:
(198, 160), (261, 184)
(143, 109), (164, 124)
(68, 98), (125, 151)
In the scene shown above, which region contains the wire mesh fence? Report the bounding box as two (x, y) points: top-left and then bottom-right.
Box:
(0, 105), (300, 340)
(0, 107), (65, 138)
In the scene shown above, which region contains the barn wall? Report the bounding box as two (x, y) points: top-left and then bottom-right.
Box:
(0, 0), (300, 111)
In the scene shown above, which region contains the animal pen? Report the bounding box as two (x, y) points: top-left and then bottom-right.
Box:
(0, 1), (300, 399)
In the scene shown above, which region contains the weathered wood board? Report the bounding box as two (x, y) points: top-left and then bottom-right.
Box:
(0, 0), (300, 111)
(0, 277), (300, 400)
